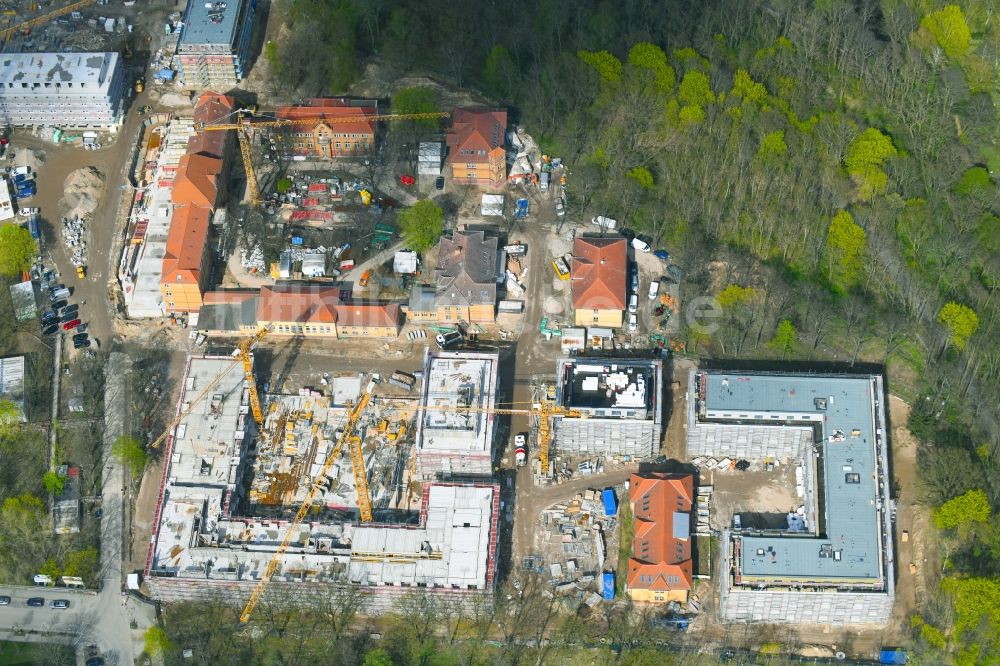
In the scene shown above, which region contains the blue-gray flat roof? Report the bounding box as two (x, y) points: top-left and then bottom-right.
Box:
(704, 372), (883, 583)
(180, 0), (243, 47)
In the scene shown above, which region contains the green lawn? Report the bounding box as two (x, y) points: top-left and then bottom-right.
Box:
(616, 494), (633, 596)
(0, 640), (74, 666)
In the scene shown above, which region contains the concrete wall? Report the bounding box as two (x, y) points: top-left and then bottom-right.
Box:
(720, 588), (893, 624)
(416, 451), (491, 480)
(687, 423), (813, 461)
(553, 417), (657, 458)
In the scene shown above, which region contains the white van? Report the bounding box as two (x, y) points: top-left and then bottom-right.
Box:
(33, 574), (52, 586)
(631, 237), (651, 253)
(628, 294), (637, 314)
(591, 215), (617, 230)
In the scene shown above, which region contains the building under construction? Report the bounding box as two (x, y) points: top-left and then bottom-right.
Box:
(415, 350), (500, 480)
(688, 370), (895, 624)
(551, 358), (663, 459)
(145, 354), (501, 612)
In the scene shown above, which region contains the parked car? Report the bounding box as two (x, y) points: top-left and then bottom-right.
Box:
(62, 304), (79, 316)
(0, 595), (10, 605)
(647, 280), (660, 301)
(358, 270), (371, 287)
(629, 264), (639, 293)
(50, 299), (67, 311)
(18, 207), (39, 217)
(628, 294), (638, 314)
(628, 313), (638, 332)
(591, 215), (617, 230)
(653, 249), (670, 262)
(33, 574), (52, 585)
(62, 319), (81, 330)
(72, 333), (89, 344)
(435, 176), (444, 190)
(41, 309), (57, 323)
(555, 197), (565, 217)
(26, 597), (44, 607)
(60, 311), (78, 323)
(42, 325), (58, 336)
(49, 599), (70, 609)
(73, 338), (90, 349)
(631, 237), (651, 253)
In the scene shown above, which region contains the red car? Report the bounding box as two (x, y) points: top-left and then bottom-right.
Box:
(62, 319), (81, 330)
(398, 174), (415, 186)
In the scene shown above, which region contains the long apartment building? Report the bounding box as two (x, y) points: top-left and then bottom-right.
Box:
(688, 370), (895, 624)
(158, 93), (233, 315)
(145, 355), (500, 612)
(176, 0), (256, 90)
(0, 52), (126, 128)
(552, 358), (663, 460)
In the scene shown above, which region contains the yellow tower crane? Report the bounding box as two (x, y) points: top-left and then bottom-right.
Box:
(200, 111), (450, 207)
(0, 0), (96, 42)
(148, 327), (270, 451)
(240, 385), (374, 623)
(235, 326), (269, 426)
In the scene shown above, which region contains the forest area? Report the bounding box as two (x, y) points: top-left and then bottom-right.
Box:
(250, 0), (1000, 662)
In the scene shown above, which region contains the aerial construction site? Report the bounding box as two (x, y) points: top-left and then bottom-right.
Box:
(145, 353), (500, 612)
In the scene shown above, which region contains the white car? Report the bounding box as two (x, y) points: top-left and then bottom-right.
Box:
(647, 279), (660, 301)
(555, 198), (565, 217)
(628, 294), (637, 314)
(628, 314), (637, 332)
(591, 215), (617, 230)
(514, 433), (526, 448)
(631, 237), (651, 253)
(18, 207), (39, 217)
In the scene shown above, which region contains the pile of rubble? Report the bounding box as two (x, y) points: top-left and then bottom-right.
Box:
(61, 216), (88, 268)
(60, 167), (105, 220)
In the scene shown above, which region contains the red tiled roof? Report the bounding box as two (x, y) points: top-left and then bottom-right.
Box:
(172, 153), (222, 209)
(190, 91), (235, 158)
(333, 303), (400, 329)
(571, 237), (627, 310)
(446, 107), (507, 165)
(257, 285), (340, 324)
(162, 205), (211, 286)
(626, 473), (694, 594)
(276, 98), (377, 135)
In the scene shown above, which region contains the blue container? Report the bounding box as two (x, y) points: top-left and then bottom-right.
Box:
(27, 216), (41, 240)
(879, 650), (907, 665)
(602, 572), (615, 600)
(602, 488), (618, 516)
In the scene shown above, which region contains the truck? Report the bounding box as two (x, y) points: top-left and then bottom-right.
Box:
(539, 171), (550, 192)
(27, 215), (41, 240)
(388, 370), (417, 391)
(514, 432), (527, 466)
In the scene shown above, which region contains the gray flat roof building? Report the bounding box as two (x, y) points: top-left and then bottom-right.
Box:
(176, 0), (257, 89)
(0, 52), (127, 127)
(689, 369), (895, 624)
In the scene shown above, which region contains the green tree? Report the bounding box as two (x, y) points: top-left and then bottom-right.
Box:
(770, 319), (797, 357)
(626, 42), (675, 92)
(62, 547), (98, 582)
(844, 128), (896, 200)
(0, 399), (21, 439)
(275, 177), (292, 194)
(678, 70), (713, 106)
(920, 5), (971, 59)
(0, 225), (36, 277)
(824, 210), (866, 292)
(362, 648), (394, 666)
(484, 44), (517, 97)
(391, 86), (439, 117)
(626, 166), (654, 189)
(144, 625), (172, 658)
(938, 302), (979, 351)
(731, 68), (767, 105)
(399, 200), (444, 253)
(578, 50), (622, 83)
(112, 435), (147, 478)
(717, 284), (756, 308)
(42, 471), (65, 495)
(935, 489), (990, 530)
(38, 557), (60, 581)
(755, 130), (788, 161)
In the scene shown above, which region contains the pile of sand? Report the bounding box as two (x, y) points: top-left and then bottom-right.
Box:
(60, 167), (105, 220)
(156, 92), (194, 109)
(543, 296), (564, 315)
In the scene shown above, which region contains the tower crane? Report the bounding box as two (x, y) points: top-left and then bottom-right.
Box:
(0, 0), (96, 42)
(147, 327), (269, 451)
(200, 111), (450, 207)
(240, 384), (374, 623)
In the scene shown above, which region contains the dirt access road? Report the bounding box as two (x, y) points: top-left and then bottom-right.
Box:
(13, 107), (146, 348)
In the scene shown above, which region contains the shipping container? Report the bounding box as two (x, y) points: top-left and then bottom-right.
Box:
(602, 488), (618, 516)
(388, 371), (416, 390)
(601, 572), (615, 600)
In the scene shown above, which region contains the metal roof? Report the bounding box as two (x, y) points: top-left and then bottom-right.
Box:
(704, 372), (883, 583)
(0, 52), (120, 95)
(179, 0), (245, 47)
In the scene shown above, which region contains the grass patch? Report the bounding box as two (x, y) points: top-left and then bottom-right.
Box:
(616, 494), (633, 596)
(0, 641), (74, 666)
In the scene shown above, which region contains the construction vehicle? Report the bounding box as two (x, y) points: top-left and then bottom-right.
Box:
(199, 110), (450, 207)
(0, 0), (96, 42)
(240, 383), (374, 623)
(134, 78), (144, 94)
(148, 327), (269, 451)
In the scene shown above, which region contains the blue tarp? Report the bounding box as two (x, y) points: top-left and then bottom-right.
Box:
(515, 198), (529, 218)
(879, 650), (908, 665)
(155, 68), (176, 81)
(602, 488), (618, 516)
(602, 572), (615, 600)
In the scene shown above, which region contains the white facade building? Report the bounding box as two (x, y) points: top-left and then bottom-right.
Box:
(0, 52), (127, 128)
